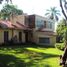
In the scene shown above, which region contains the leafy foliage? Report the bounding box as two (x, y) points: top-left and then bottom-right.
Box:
(55, 43), (65, 51)
(0, 0), (12, 4)
(64, 28), (67, 46)
(60, 0), (67, 47)
(0, 4), (23, 20)
(56, 19), (66, 35)
(56, 18), (66, 42)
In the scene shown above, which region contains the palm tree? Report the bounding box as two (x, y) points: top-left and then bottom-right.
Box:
(45, 7), (60, 21)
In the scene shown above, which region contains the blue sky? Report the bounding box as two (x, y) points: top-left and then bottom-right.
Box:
(12, 0), (63, 18)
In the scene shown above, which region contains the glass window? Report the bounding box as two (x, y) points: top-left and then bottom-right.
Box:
(50, 23), (52, 29)
(39, 37), (50, 44)
(36, 19), (44, 28)
(47, 21), (52, 29)
(44, 21), (46, 28)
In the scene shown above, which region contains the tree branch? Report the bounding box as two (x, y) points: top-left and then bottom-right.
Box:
(60, 0), (67, 20)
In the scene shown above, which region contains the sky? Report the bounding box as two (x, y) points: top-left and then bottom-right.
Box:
(12, 0), (63, 18)
(0, 0), (64, 18)
(12, 0), (64, 31)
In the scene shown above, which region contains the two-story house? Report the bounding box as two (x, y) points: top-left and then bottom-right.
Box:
(27, 15), (56, 46)
(0, 14), (56, 46)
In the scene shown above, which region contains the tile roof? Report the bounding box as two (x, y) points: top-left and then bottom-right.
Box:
(0, 20), (27, 30)
(16, 21), (28, 29)
(0, 21), (14, 28)
(38, 31), (56, 36)
(36, 28), (56, 36)
(16, 22), (32, 30)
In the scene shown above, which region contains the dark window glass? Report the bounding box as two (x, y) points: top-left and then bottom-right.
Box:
(39, 37), (50, 44)
(44, 21), (46, 28)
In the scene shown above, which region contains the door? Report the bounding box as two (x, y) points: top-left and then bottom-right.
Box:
(4, 31), (9, 43)
(19, 32), (22, 42)
(25, 32), (28, 42)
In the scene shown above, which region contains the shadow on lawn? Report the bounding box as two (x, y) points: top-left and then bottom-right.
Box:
(0, 54), (51, 67)
(0, 47), (59, 58)
(0, 47), (59, 59)
(27, 51), (59, 61)
(0, 45), (59, 67)
(0, 43), (55, 48)
(24, 51), (59, 67)
(0, 54), (26, 67)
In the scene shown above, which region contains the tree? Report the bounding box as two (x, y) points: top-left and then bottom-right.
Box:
(45, 7), (60, 21)
(60, 0), (67, 46)
(56, 18), (66, 42)
(59, 2), (67, 65)
(0, 0), (12, 4)
(0, 4), (23, 20)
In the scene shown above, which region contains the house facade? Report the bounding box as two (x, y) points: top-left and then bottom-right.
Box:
(28, 15), (56, 46)
(0, 14), (56, 46)
(0, 20), (26, 44)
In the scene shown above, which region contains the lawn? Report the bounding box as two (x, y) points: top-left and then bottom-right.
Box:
(0, 45), (63, 67)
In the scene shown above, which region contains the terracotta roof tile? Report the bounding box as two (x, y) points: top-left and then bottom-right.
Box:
(0, 21), (14, 28)
(0, 20), (27, 30)
(16, 22), (32, 30)
(37, 28), (56, 36)
(16, 22), (28, 28)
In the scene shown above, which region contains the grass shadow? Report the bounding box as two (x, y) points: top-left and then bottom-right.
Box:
(0, 45), (60, 67)
(0, 53), (52, 67)
(0, 43), (55, 48)
(0, 54), (26, 67)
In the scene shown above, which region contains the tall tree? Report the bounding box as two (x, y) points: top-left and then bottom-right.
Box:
(45, 7), (60, 21)
(60, 0), (67, 46)
(0, 4), (23, 20)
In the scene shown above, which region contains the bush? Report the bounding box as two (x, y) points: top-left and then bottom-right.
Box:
(55, 43), (65, 51)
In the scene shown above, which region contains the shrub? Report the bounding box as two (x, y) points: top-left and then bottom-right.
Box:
(55, 43), (65, 51)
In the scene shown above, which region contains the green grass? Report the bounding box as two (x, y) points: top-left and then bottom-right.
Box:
(0, 45), (63, 67)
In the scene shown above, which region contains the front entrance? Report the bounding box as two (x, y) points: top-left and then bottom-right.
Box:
(4, 31), (9, 43)
(19, 32), (22, 42)
(25, 30), (33, 43)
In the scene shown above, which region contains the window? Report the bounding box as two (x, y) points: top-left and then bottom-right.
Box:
(39, 37), (50, 44)
(44, 21), (46, 28)
(19, 32), (22, 42)
(50, 23), (52, 29)
(47, 21), (52, 29)
(36, 19), (44, 28)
